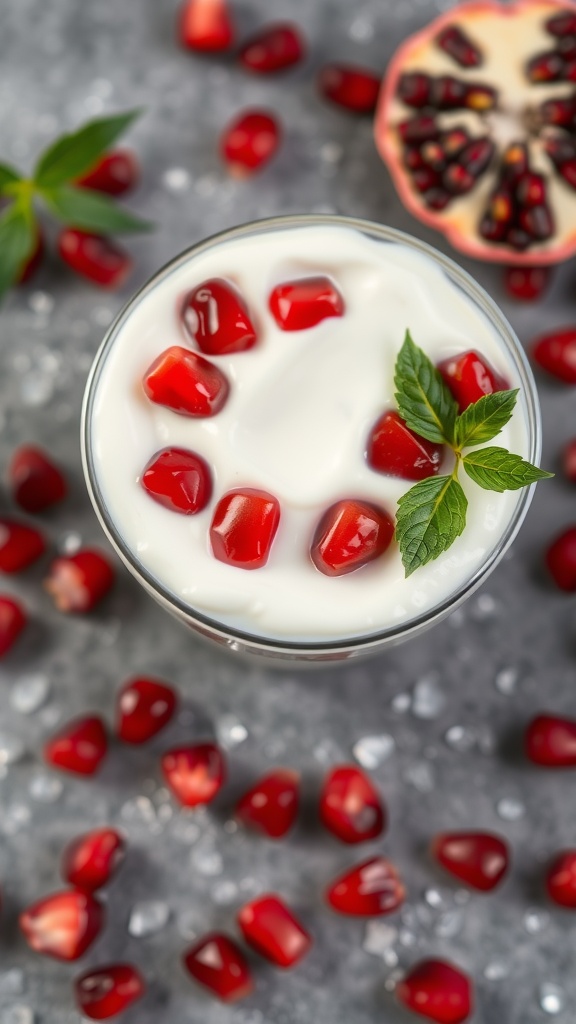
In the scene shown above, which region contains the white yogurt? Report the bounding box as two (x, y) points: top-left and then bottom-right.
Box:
(89, 224), (530, 642)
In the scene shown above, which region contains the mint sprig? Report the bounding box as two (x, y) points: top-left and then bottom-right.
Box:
(393, 332), (553, 577)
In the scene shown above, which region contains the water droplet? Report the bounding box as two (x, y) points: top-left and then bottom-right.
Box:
(216, 714), (248, 749)
(454, 889), (471, 906)
(496, 797), (526, 821)
(447, 608), (465, 628)
(539, 982), (565, 1015)
(399, 928), (417, 947)
(445, 725), (476, 752)
(20, 372), (54, 407)
(190, 841), (223, 876)
(391, 692), (411, 714)
(28, 291), (54, 316)
(0, 1007), (34, 1024)
(29, 772), (63, 803)
(178, 907), (199, 939)
(363, 921), (398, 957)
(11, 674), (50, 715)
(404, 761), (435, 793)
(352, 734), (395, 769)
(128, 900), (170, 938)
(424, 888), (444, 908)
(484, 962), (509, 981)
(2, 803), (31, 835)
(472, 593), (497, 619)
(349, 16), (374, 41)
(91, 78), (113, 99)
(524, 908), (550, 934)
(162, 167), (191, 192)
(433, 908), (464, 938)
(384, 968), (406, 992)
(91, 306), (114, 327)
(121, 796), (156, 826)
(211, 879), (238, 905)
(494, 666), (519, 695)
(195, 175), (217, 198)
(320, 142), (344, 164)
(223, 819), (238, 834)
(412, 674), (445, 719)
(0, 732), (26, 765)
(313, 737), (343, 765)
(0, 969), (26, 995)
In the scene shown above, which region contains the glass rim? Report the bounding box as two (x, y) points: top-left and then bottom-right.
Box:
(81, 213), (541, 657)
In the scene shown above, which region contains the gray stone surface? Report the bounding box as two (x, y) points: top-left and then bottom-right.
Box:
(0, 0), (575, 1021)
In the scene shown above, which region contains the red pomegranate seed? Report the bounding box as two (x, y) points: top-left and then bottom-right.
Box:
(141, 447), (212, 514)
(143, 345), (229, 417)
(76, 150), (140, 196)
(516, 172), (546, 207)
(563, 439), (576, 482)
(210, 488), (280, 569)
(44, 715), (108, 776)
(319, 765), (386, 843)
(318, 64), (381, 113)
(525, 714), (576, 766)
(438, 350), (508, 411)
(504, 266), (551, 301)
(397, 959), (473, 1024)
(220, 109), (281, 175)
(533, 329), (576, 383)
(236, 769), (300, 839)
(44, 549), (115, 612)
(179, 0), (233, 51)
(237, 894), (312, 968)
(547, 11), (576, 35)
(398, 73), (432, 108)
(546, 528), (576, 591)
(432, 832), (509, 891)
(116, 677), (178, 744)
(0, 596), (26, 657)
(527, 50), (564, 83)
(9, 445), (67, 513)
(183, 933), (253, 1002)
(367, 410), (443, 481)
(162, 743), (226, 807)
(269, 276), (344, 331)
(399, 116), (440, 143)
(547, 850), (576, 907)
(20, 889), (105, 961)
(542, 100), (576, 130)
(17, 230), (44, 284)
(436, 25), (482, 68)
(519, 202), (554, 241)
(326, 856), (405, 916)
(239, 23), (305, 73)
(75, 963), (145, 1020)
(413, 166), (442, 194)
(62, 828), (126, 891)
(311, 499), (394, 577)
(0, 518), (45, 573)
(182, 278), (257, 355)
(58, 230), (132, 289)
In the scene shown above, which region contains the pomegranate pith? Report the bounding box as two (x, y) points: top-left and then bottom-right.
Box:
(76, 149), (139, 195)
(237, 894), (312, 968)
(240, 23), (305, 74)
(396, 959), (473, 1024)
(367, 410), (443, 480)
(20, 889), (105, 961)
(318, 64), (381, 113)
(269, 276), (344, 331)
(525, 713), (576, 766)
(0, 596), (26, 656)
(546, 527), (576, 590)
(9, 445), (67, 512)
(183, 933), (253, 1002)
(432, 832), (509, 891)
(220, 110), (281, 175)
(326, 856), (406, 916)
(58, 230), (132, 288)
(0, 518), (46, 573)
(141, 447), (212, 514)
(182, 278), (257, 354)
(75, 963), (145, 1020)
(438, 350), (508, 411)
(533, 328), (576, 382)
(116, 677), (178, 744)
(44, 549), (115, 612)
(144, 346), (229, 417)
(162, 743), (226, 806)
(319, 764), (386, 843)
(62, 828), (126, 891)
(311, 499), (394, 577)
(236, 769), (300, 839)
(547, 850), (576, 907)
(179, 0), (234, 51)
(44, 715), (108, 776)
(210, 488), (281, 569)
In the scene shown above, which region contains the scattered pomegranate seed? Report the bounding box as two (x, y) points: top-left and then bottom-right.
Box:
(546, 527), (576, 591)
(58, 230), (132, 289)
(162, 743), (226, 806)
(239, 23), (305, 73)
(311, 499), (394, 577)
(140, 447), (212, 514)
(396, 959), (473, 1024)
(547, 850), (576, 908)
(367, 410), (443, 481)
(269, 276), (345, 331)
(432, 832), (509, 891)
(143, 345), (230, 417)
(0, 595), (26, 657)
(237, 894), (312, 968)
(62, 828), (126, 891)
(179, 0), (234, 51)
(17, 230), (44, 285)
(182, 278), (257, 355)
(319, 765), (386, 843)
(326, 856), (406, 916)
(9, 445), (67, 513)
(0, 518), (46, 573)
(76, 150), (140, 196)
(438, 350), (508, 411)
(504, 265), (552, 301)
(318, 64), (381, 113)
(525, 713), (576, 767)
(116, 677), (178, 744)
(75, 963), (145, 1020)
(210, 488), (281, 569)
(563, 439), (576, 482)
(220, 109), (281, 175)
(44, 715), (108, 776)
(236, 769), (300, 839)
(183, 933), (253, 1002)
(533, 328), (576, 383)
(44, 549), (115, 612)
(20, 889), (105, 961)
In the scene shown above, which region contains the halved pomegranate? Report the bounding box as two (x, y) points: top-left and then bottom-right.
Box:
(375, 0), (576, 265)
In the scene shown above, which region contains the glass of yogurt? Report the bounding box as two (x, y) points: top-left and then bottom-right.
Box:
(81, 215), (540, 665)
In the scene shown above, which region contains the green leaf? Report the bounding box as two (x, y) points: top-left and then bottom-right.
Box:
(40, 185), (152, 234)
(394, 330), (459, 445)
(0, 162), (22, 193)
(463, 447), (554, 492)
(33, 110), (141, 188)
(0, 200), (36, 303)
(395, 474), (468, 577)
(454, 389), (519, 449)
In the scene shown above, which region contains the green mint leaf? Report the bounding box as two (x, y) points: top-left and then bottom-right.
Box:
(0, 200), (36, 303)
(463, 447), (554, 492)
(454, 389), (519, 449)
(395, 474), (468, 577)
(0, 162), (22, 193)
(40, 184), (152, 234)
(33, 110), (141, 188)
(394, 330), (459, 445)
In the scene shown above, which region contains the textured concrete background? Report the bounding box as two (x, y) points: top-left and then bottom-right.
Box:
(0, 0), (575, 1021)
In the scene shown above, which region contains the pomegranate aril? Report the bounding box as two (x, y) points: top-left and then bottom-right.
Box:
(76, 150), (139, 196)
(404, 146), (427, 172)
(438, 350), (508, 411)
(220, 109), (281, 175)
(45, 715), (108, 776)
(399, 116), (439, 143)
(179, 0), (234, 51)
(504, 265), (551, 301)
(183, 933), (253, 1002)
(269, 275), (344, 330)
(546, 527), (576, 590)
(236, 769), (300, 839)
(488, 188), (514, 226)
(367, 410), (443, 481)
(414, 166), (442, 193)
(443, 164), (474, 195)
(141, 447), (212, 514)
(444, 138), (494, 194)
(75, 963), (145, 1020)
(318, 64), (380, 113)
(563, 438), (576, 482)
(516, 172), (546, 207)
(479, 214), (506, 244)
(0, 596), (26, 657)
(58, 230), (132, 289)
(319, 764), (386, 843)
(547, 11), (576, 36)
(9, 445), (67, 513)
(559, 37), (576, 59)
(162, 743), (226, 806)
(533, 329), (576, 382)
(397, 959), (473, 1024)
(501, 142), (528, 183)
(541, 98), (576, 129)
(441, 127), (469, 158)
(527, 50), (565, 83)
(62, 828), (126, 891)
(431, 75), (467, 109)
(239, 23), (305, 73)
(398, 72), (432, 108)
(547, 850), (576, 907)
(0, 518), (45, 573)
(143, 345), (229, 417)
(506, 226), (531, 252)
(519, 203), (554, 241)
(326, 856), (405, 916)
(311, 499), (394, 577)
(525, 713), (576, 766)
(237, 894), (312, 968)
(463, 83), (497, 111)
(432, 832), (509, 891)
(44, 549), (114, 612)
(420, 141), (446, 172)
(116, 677), (178, 744)
(424, 188), (452, 211)
(182, 278), (257, 354)
(20, 889), (105, 961)
(210, 488), (280, 569)
(436, 25), (482, 68)
(556, 158), (576, 190)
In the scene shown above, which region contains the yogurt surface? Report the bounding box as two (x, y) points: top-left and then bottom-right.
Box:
(89, 223), (530, 641)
